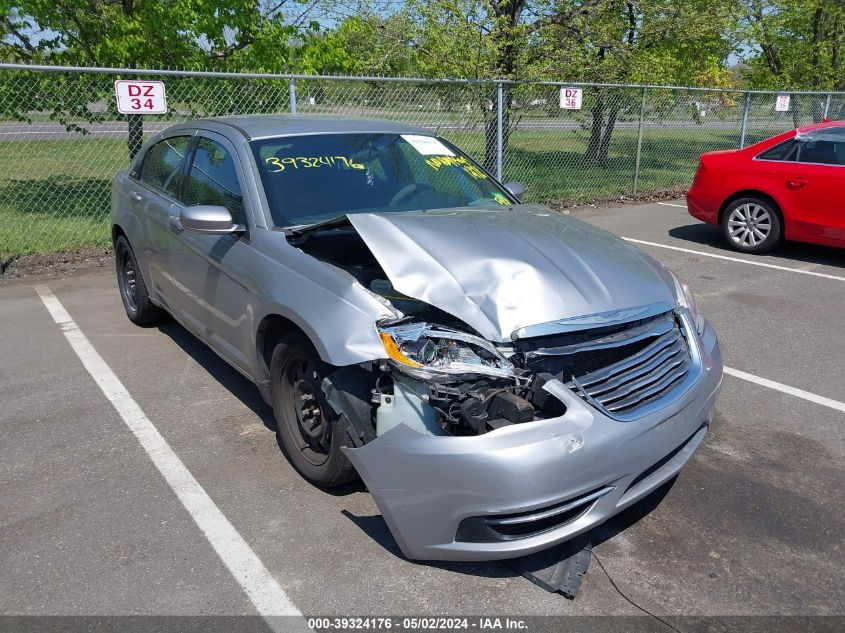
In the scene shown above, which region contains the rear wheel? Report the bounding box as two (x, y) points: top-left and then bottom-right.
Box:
(721, 197), (782, 254)
(270, 335), (357, 487)
(115, 235), (165, 326)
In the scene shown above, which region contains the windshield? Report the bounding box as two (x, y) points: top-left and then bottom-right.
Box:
(250, 133), (514, 227)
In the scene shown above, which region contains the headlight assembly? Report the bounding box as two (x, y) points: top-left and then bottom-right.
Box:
(378, 322), (517, 379)
(670, 271), (705, 335)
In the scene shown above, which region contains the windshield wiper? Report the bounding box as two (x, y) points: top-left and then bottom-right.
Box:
(284, 214), (352, 240)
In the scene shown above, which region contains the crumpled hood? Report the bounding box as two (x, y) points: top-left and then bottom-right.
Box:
(348, 205), (677, 341)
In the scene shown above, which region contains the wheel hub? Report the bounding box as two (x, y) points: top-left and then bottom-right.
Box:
(121, 253), (138, 308)
(125, 262), (136, 293)
(727, 203), (772, 248)
(293, 378), (327, 441)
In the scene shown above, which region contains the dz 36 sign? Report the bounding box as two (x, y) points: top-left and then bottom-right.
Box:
(559, 87), (583, 109)
(114, 80), (168, 114)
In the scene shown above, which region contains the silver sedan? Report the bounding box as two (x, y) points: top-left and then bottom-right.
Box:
(111, 115), (722, 562)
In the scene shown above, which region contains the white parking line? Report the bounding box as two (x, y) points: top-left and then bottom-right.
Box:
(657, 202), (688, 208)
(35, 286), (304, 627)
(724, 366), (845, 413)
(33, 285), (845, 625)
(623, 238), (845, 282)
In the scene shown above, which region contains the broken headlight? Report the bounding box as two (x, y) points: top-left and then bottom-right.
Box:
(670, 271), (704, 335)
(378, 323), (516, 379)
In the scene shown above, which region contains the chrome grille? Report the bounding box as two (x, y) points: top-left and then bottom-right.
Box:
(567, 314), (692, 417)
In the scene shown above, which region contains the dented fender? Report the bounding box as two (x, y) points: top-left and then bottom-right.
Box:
(343, 320), (723, 561)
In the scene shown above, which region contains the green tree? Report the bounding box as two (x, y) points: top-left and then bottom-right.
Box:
(530, 0), (736, 164)
(0, 1), (355, 151)
(0, 0), (327, 70)
(377, 1), (609, 171)
(738, 0), (845, 121)
(411, 0), (530, 171)
(321, 12), (419, 76)
(357, 1), (736, 166)
(740, 0), (844, 90)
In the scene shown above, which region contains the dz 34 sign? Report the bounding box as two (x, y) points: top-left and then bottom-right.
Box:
(115, 80), (168, 114)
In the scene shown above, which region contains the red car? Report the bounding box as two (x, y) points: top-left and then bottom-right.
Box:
(687, 121), (845, 253)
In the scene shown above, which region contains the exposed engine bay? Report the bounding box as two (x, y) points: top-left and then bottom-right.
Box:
(291, 222), (694, 439)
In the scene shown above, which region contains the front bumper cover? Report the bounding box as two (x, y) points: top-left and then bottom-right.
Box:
(343, 317), (722, 561)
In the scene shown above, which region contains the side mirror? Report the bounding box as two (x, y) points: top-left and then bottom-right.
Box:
(180, 205), (243, 235)
(504, 182), (525, 202)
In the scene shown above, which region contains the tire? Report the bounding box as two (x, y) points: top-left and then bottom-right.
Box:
(721, 197), (783, 254)
(114, 235), (165, 326)
(270, 335), (357, 487)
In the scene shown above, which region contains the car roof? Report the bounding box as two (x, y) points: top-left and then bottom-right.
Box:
(795, 124), (845, 143)
(183, 114), (434, 140)
(796, 120), (845, 135)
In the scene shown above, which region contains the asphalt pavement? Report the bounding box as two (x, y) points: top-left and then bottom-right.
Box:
(1, 201), (843, 629)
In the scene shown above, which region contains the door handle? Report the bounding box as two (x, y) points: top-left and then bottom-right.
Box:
(129, 190), (143, 203)
(169, 216), (183, 233)
(787, 177), (808, 189)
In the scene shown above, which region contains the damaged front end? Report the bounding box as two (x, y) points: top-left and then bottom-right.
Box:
(374, 321), (558, 436)
(291, 217), (568, 439)
(367, 301), (705, 438)
(291, 212), (723, 562)
(341, 306), (721, 562)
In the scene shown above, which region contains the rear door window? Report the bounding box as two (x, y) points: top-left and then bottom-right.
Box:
(140, 136), (191, 197)
(797, 140), (845, 166)
(183, 137), (246, 224)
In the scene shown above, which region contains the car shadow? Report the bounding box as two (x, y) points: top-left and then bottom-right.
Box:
(589, 476), (675, 548)
(156, 319), (278, 433)
(156, 318), (371, 499)
(669, 223), (845, 269)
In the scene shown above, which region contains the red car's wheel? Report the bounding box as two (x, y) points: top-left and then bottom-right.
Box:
(721, 197), (783, 254)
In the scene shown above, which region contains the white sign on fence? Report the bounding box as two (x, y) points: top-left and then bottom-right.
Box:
(114, 80), (168, 114)
(775, 94), (791, 112)
(559, 87), (583, 109)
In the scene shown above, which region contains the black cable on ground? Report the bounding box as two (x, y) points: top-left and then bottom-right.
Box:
(592, 551), (683, 633)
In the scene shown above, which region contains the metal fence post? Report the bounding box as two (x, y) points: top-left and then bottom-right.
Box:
(496, 82), (503, 181)
(127, 114), (143, 160)
(823, 93), (832, 119)
(632, 87), (647, 195)
(289, 78), (297, 114)
(739, 92), (751, 149)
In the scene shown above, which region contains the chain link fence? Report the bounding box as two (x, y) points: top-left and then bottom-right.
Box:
(1, 63), (843, 263)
